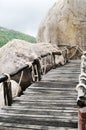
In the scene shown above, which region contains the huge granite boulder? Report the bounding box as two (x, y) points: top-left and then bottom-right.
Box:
(37, 0), (86, 49)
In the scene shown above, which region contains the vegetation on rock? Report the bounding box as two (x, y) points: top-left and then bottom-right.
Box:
(0, 26), (36, 47)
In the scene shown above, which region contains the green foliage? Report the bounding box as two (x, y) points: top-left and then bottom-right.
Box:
(0, 27), (36, 47)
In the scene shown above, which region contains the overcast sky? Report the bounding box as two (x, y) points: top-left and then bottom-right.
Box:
(0, 0), (55, 36)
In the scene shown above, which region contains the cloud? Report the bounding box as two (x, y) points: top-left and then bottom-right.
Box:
(0, 0), (55, 36)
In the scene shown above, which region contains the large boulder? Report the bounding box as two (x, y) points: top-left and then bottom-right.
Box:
(37, 0), (86, 48)
(32, 42), (59, 56)
(0, 39), (35, 73)
(0, 39), (64, 89)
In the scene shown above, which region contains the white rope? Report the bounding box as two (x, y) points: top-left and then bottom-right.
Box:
(62, 46), (83, 60)
(40, 58), (44, 75)
(18, 71), (24, 86)
(43, 57), (47, 74)
(62, 47), (69, 61)
(69, 46), (78, 59)
(31, 65), (35, 82)
(34, 65), (39, 82)
(68, 46), (83, 59)
(31, 65), (39, 82)
(51, 55), (54, 65)
(4, 73), (11, 83)
(25, 62), (32, 68)
(40, 58), (46, 75)
(50, 54), (52, 65)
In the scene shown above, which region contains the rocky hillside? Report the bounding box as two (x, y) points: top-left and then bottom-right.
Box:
(0, 27), (36, 47)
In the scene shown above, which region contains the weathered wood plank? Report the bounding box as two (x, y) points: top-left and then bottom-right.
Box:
(2, 106), (78, 111)
(13, 101), (77, 107)
(0, 113), (78, 127)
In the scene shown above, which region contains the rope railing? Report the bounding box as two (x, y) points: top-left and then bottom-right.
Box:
(59, 45), (83, 61)
(0, 59), (41, 106)
(0, 63), (31, 106)
(75, 51), (86, 130)
(0, 51), (63, 106)
(59, 45), (86, 130)
(40, 51), (62, 74)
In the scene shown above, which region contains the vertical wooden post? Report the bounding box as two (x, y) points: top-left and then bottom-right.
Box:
(33, 59), (41, 81)
(36, 59), (41, 81)
(52, 53), (56, 68)
(78, 107), (86, 130)
(3, 81), (12, 106)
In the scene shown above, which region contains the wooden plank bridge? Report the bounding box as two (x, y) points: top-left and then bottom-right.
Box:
(0, 60), (80, 130)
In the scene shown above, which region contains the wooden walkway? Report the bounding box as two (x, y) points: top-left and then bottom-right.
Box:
(0, 60), (80, 130)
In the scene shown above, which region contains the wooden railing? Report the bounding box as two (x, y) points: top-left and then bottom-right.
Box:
(0, 61), (33, 106)
(75, 51), (86, 130)
(0, 58), (42, 106)
(58, 45), (83, 60)
(0, 51), (63, 106)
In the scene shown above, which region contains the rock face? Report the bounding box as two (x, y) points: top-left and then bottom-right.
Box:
(37, 0), (86, 48)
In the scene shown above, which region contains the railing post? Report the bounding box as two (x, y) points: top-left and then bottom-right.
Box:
(52, 53), (55, 66)
(36, 59), (41, 81)
(3, 81), (12, 106)
(78, 107), (86, 130)
(32, 59), (41, 82)
(52, 52), (62, 67)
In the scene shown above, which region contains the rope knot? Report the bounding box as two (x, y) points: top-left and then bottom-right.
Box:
(3, 73), (11, 83)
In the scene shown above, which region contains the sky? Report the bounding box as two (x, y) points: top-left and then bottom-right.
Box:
(0, 0), (55, 36)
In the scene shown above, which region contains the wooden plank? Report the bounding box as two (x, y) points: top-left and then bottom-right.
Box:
(12, 101), (77, 108)
(23, 89), (77, 96)
(0, 113), (78, 126)
(0, 126), (78, 130)
(28, 82), (77, 88)
(0, 108), (78, 117)
(2, 106), (78, 111)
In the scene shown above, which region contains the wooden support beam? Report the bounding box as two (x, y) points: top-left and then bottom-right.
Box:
(3, 81), (12, 106)
(78, 107), (86, 130)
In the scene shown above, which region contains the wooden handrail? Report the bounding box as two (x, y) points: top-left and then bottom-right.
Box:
(0, 59), (38, 106)
(0, 65), (30, 83)
(10, 64), (30, 77)
(0, 51), (61, 83)
(0, 74), (8, 83)
(52, 52), (61, 55)
(0, 64), (31, 106)
(40, 53), (51, 58)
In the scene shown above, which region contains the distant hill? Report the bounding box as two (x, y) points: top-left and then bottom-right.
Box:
(0, 27), (36, 47)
